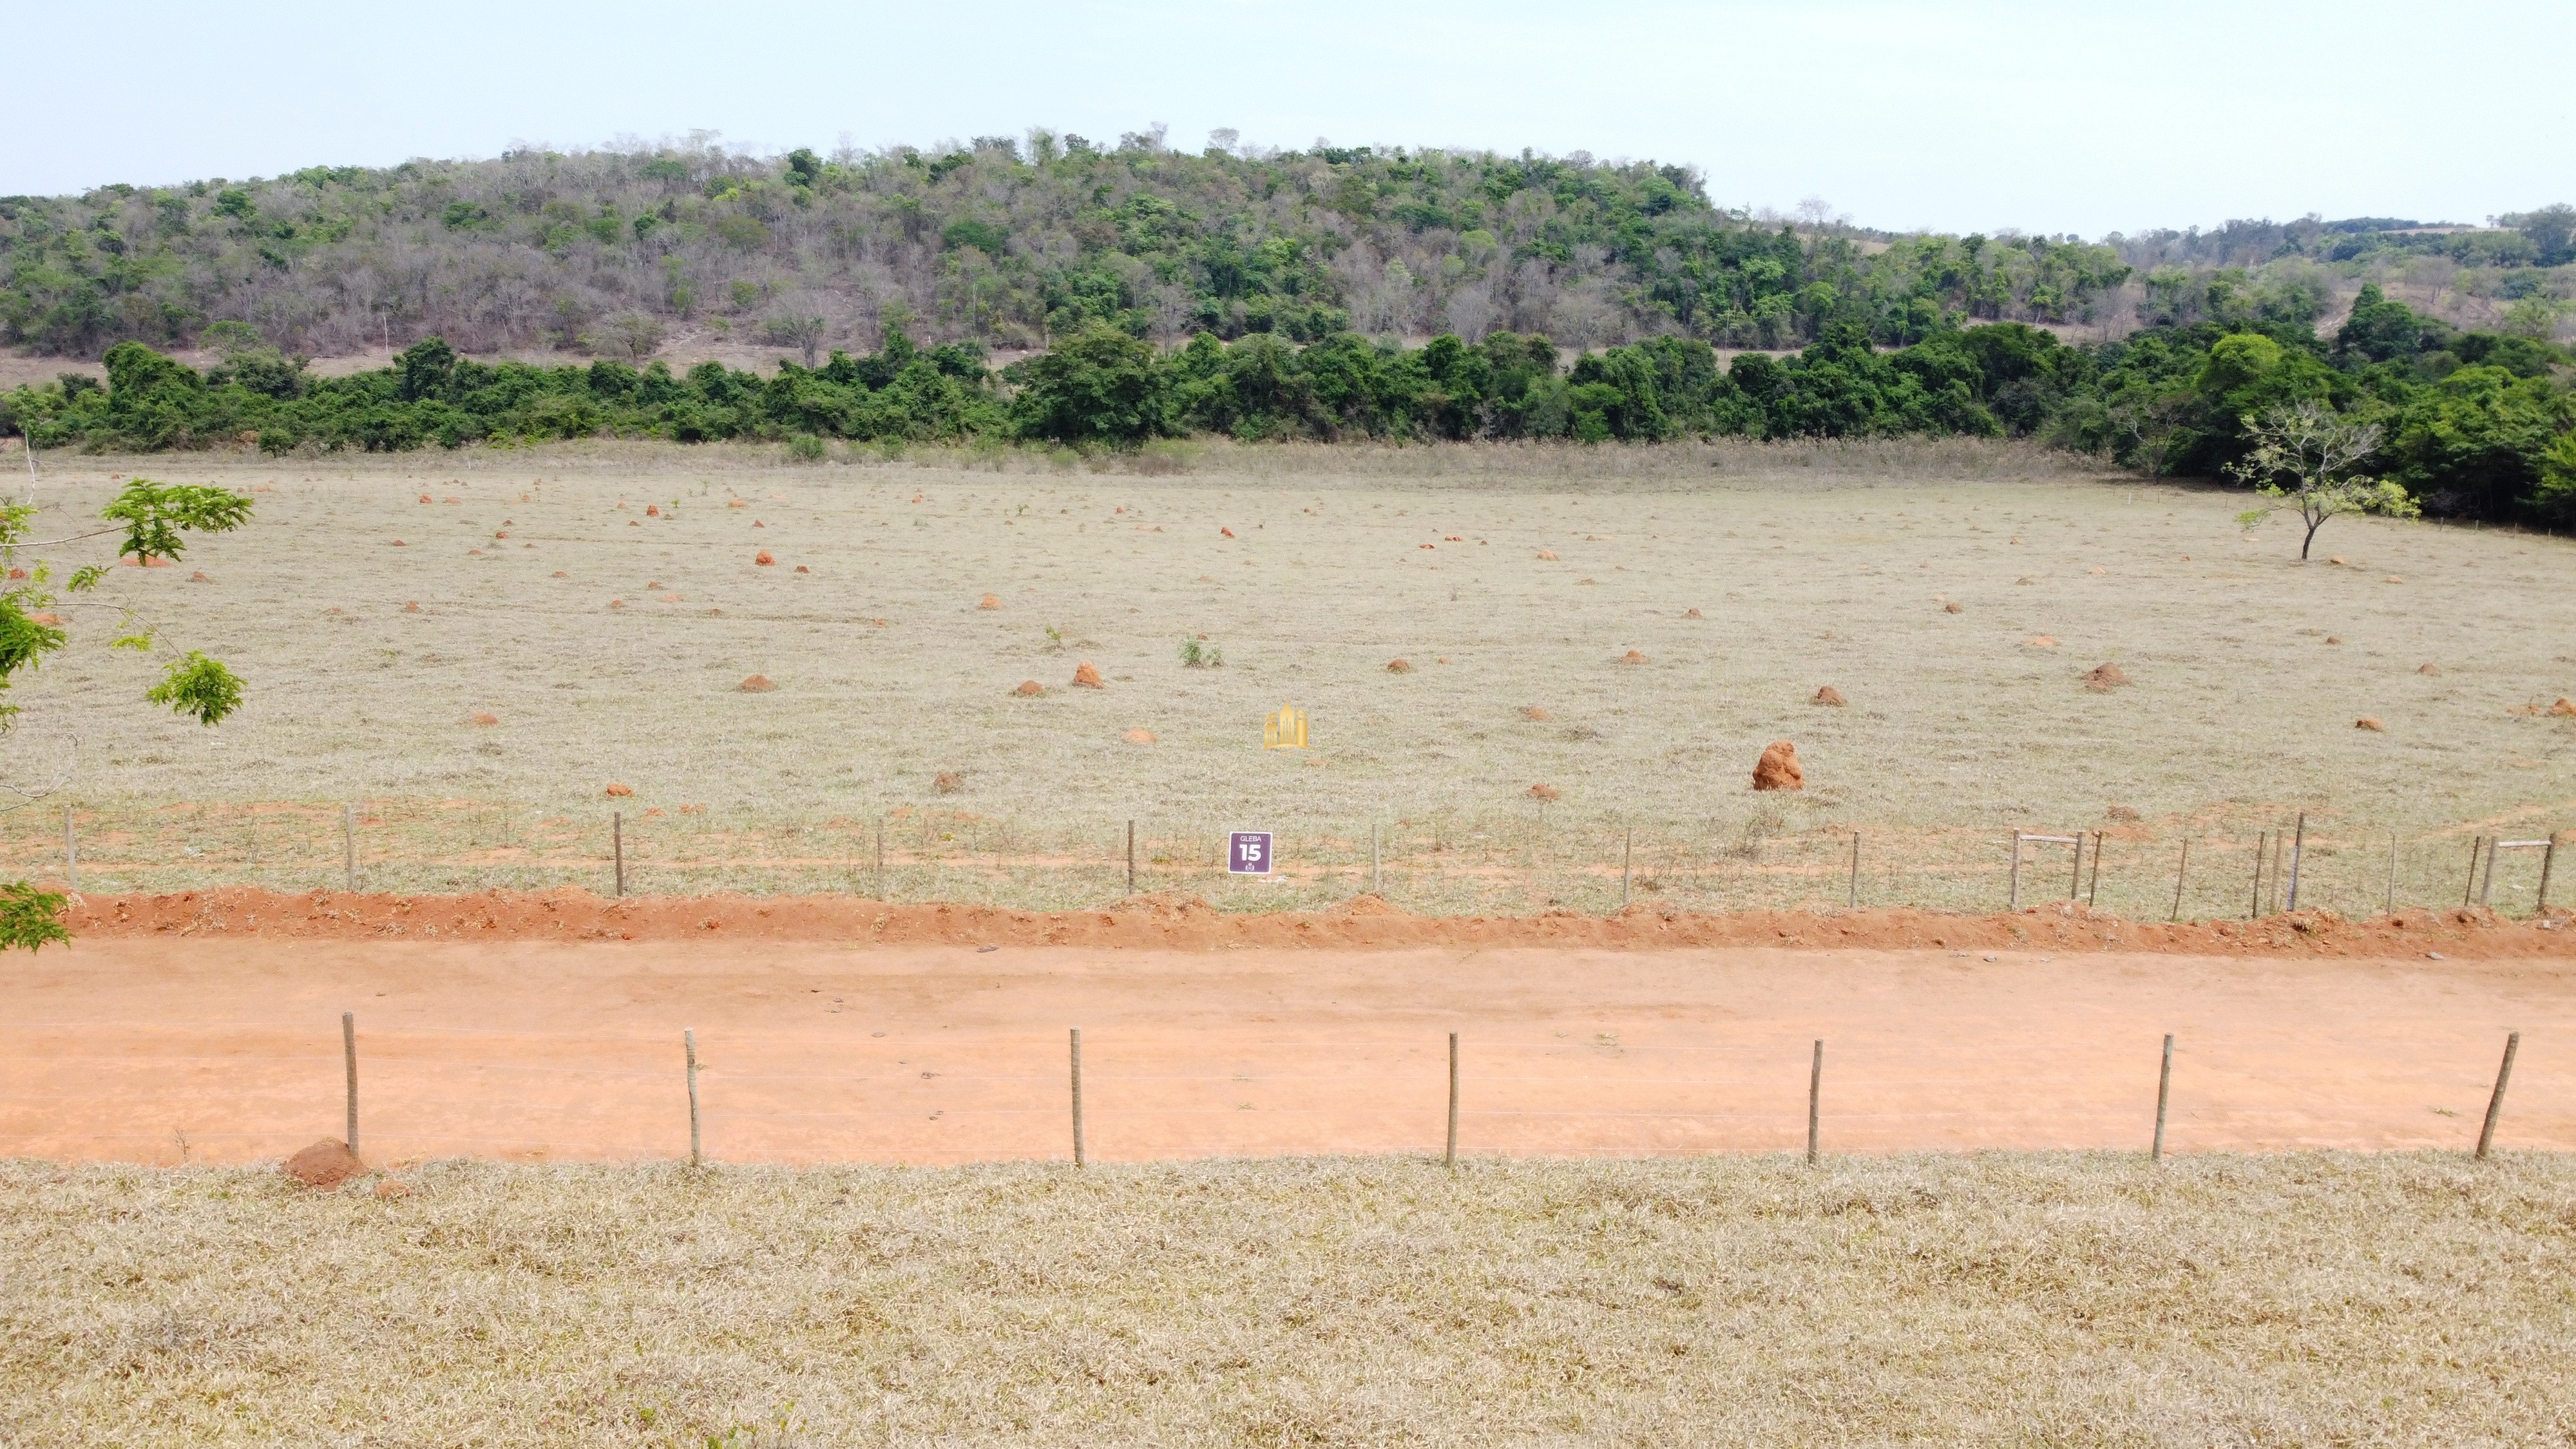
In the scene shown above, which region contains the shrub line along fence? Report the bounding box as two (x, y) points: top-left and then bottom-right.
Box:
(310, 1013), (2528, 1168)
(28, 803), (2566, 921)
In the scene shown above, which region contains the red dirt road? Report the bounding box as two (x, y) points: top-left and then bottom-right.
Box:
(5, 932), (2568, 1167)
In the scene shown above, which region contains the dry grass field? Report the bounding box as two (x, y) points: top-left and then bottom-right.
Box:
(6, 437), (2573, 913)
(6, 1152), (2573, 1445)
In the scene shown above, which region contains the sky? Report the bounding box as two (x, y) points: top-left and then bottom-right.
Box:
(11, 0), (2570, 238)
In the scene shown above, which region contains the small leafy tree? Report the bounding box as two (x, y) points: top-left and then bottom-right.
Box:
(2227, 401), (2416, 559)
(0, 477), (253, 950)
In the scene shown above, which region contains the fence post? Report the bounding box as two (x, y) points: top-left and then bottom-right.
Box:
(2151, 1032), (2173, 1162)
(1445, 1030), (1459, 1168)
(2479, 835), (2497, 907)
(2068, 832), (2084, 900)
(1069, 1027), (1085, 1167)
(2463, 837), (2482, 907)
(613, 811), (625, 898)
(342, 1011), (359, 1155)
(2476, 1031), (2521, 1160)
(1127, 819), (1136, 896)
(2086, 831), (2103, 907)
(2286, 812), (2306, 911)
(2539, 838), (2557, 915)
(2250, 831), (2266, 918)
(875, 816), (885, 895)
(1619, 827), (1630, 910)
(1806, 1039), (1824, 1164)
(343, 803), (357, 892)
(1847, 831), (1860, 909)
(684, 1028), (701, 1168)
(2170, 838), (2189, 922)
(2008, 831), (2023, 910)
(2386, 832), (2398, 917)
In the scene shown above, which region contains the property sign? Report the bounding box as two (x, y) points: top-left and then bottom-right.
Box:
(1227, 831), (1275, 875)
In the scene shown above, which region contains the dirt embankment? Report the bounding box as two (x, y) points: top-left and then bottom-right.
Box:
(56, 887), (2576, 958)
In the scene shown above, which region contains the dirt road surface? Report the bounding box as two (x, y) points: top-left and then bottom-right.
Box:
(5, 936), (2566, 1166)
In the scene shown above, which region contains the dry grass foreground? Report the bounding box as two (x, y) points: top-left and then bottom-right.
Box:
(4, 1153), (2571, 1444)
(57, 884), (2576, 956)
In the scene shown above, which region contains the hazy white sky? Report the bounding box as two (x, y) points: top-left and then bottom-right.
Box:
(13, 0), (2570, 236)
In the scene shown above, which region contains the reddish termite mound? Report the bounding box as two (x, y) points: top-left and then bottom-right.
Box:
(754, 551), (776, 566)
(1386, 659), (1413, 674)
(2356, 717), (2385, 731)
(1522, 705), (1550, 721)
(1812, 686), (1846, 706)
(1073, 662), (1104, 688)
(2084, 663), (2131, 691)
(979, 594), (1002, 610)
(1752, 740), (1804, 791)
(1015, 680), (1044, 696)
(282, 1139), (363, 1189)
(1123, 728), (1156, 744)
(606, 783), (634, 797)
(935, 771), (964, 793)
(1620, 649), (1648, 665)
(738, 675), (777, 693)
(1528, 782), (1561, 802)
(470, 712), (499, 726)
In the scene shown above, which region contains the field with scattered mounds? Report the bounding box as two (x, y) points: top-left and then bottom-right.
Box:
(10, 437), (2573, 916)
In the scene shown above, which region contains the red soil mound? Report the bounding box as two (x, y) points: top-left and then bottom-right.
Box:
(2084, 663), (2130, 690)
(1620, 650), (1648, 665)
(1812, 686), (1846, 706)
(2553, 698), (2576, 717)
(1073, 662), (1104, 687)
(979, 594), (1002, 610)
(1522, 705), (1550, 721)
(61, 887), (2571, 959)
(754, 551), (775, 566)
(470, 713), (499, 726)
(1536, 549), (1559, 560)
(1386, 659), (1413, 673)
(282, 1139), (361, 1188)
(1015, 680), (1044, 696)
(1943, 601), (1963, 614)
(935, 771), (964, 793)
(2418, 663), (2440, 675)
(738, 675), (777, 693)
(605, 783), (634, 797)
(1527, 783), (1560, 801)
(2356, 717), (2384, 731)
(1123, 728), (1156, 744)
(1752, 740), (1804, 791)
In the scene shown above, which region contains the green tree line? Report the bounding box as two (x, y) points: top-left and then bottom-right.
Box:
(8, 287), (2568, 525)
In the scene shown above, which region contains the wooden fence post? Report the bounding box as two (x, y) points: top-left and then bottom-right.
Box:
(2151, 1032), (2173, 1162)
(1127, 819), (1136, 896)
(1848, 831), (1860, 909)
(1069, 1027), (1086, 1167)
(1445, 1031), (1459, 1168)
(2170, 838), (2189, 922)
(2086, 831), (2103, 907)
(2008, 831), (2024, 910)
(2386, 832), (2398, 917)
(2539, 838), (2557, 914)
(613, 811), (625, 898)
(2463, 837), (2482, 907)
(2250, 831), (2267, 919)
(1619, 827), (1631, 910)
(1806, 1039), (1824, 1164)
(2068, 833), (2085, 901)
(2477, 1031), (2521, 1160)
(2286, 812), (2306, 911)
(684, 1028), (701, 1168)
(343, 1012), (359, 1155)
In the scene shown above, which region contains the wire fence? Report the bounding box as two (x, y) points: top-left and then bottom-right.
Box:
(8, 1016), (2538, 1168)
(4, 797), (2565, 920)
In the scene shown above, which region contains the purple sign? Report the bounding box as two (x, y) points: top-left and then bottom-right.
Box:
(1227, 831), (1274, 875)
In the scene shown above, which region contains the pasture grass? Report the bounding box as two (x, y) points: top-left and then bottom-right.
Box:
(5, 1151), (2571, 1444)
(8, 437), (2573, 913)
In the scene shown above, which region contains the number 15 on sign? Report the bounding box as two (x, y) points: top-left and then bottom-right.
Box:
(1228, 831), (1274, 876)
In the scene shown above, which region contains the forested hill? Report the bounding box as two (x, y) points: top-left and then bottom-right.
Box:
(5, 134), (2179, 361)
